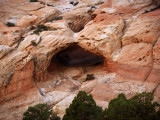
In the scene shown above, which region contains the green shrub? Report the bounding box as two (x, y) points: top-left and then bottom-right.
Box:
(107, 92), (160, 120)
(73, 2), (79, 6)
(30, 0), (38, 2)
(31, 41), (37, 46)
(49, 16), (63, 22)
(70, 1), (74, 5)
(6, 22), (15, 27)
(47, 4), (54, 7)
(22, 103), (60, 120)
(86, 74), (95, 80)
(143, 5), (160, 14)
(153, 40), (158, 47)
(33, 24), (50, 35)
(129, 92), (159, 120)
(63, 91), (106, 120)
(30, 26), (36, 30)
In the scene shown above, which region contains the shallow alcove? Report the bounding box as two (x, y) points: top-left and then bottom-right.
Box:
(47, 44), (107, 83)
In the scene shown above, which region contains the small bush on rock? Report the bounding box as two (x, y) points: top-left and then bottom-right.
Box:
(86, 74), (95, 80)
(30, 0), (38, 2)
(70, 1), (74, 5)
(73, 2), (79, 6)
(143, 5), (160, 14)
(6, 22), (15, 27)
(22, 103), (60, 120)
(33, 24), (50, 35)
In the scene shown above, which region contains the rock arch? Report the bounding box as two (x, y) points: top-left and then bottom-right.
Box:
(47, 44), (107, 81)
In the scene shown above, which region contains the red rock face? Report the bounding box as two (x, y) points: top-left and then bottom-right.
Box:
(0, 60), (37, 120)
(146, 37), (160, 83)
(0, 0), (160, 119)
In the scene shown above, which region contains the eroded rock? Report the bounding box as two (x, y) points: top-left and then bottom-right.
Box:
(30, 6), (61, 24)
(0, 23), (22, 46)
(62, 7), (92, 32)
(76, 14), (124, 60)
(0, 45), (13, 59)
(122, 9), (160, 46)
(0, 1), (160, 120)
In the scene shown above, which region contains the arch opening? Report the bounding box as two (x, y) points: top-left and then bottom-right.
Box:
(47, 44), (107, 82)
(56, 45), (104, 66)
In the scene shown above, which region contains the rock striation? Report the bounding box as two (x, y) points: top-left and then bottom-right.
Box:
(0, 0), (160, 120)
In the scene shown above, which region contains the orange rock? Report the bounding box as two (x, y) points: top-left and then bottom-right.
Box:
(122, 9), (160, 45)
(62, 7), (92, 32)
(146, 37), (160, 83)
(76, 14), (124, 60)
(116, 43), (153, 82)
(0, 23), (22, 46)
(30, 6), (61, 24)
(91, 83), (118, 101)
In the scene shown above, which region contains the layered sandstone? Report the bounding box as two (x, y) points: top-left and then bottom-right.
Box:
(0, 0), (160, 120)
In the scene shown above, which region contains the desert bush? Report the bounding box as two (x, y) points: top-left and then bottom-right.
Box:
(86, 74), (95, 80)
(6, 22), (15, 27)
(30, 0), (38, 2)
(22, 103), (60, 120)
(144, 5), (160, 14)
(33, 24), (50, 35)
(107, 92), (160, 120)
(49, 16), (63, 22)
(73, 2), (79, 6)
(70, 1), (74, 5)
(153, 39), (158, 47)
(63, 91), (106, 120)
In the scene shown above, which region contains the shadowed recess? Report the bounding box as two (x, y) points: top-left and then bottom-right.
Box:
(55, 44), (104, 66)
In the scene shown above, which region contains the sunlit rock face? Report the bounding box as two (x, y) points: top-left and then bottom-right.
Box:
(0, 0), (160, 119)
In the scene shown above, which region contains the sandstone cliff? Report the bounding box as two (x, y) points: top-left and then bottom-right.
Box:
(0, 0), (160, 119)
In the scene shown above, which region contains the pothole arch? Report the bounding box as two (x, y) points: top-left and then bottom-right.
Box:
(47, 44), (107, 81)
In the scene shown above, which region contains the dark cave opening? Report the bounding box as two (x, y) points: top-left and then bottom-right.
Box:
(47, 44), (105, 73)
(56, 45), (104, 66)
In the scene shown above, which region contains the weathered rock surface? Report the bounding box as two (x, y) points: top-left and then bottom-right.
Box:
(0, 0), (160, 120)
(0, 45), (13, 59)
(62, 7), (92, 32)
(122, 9), (160, 46)
(146, 37), (160, 83)
(76, 14), (124, 60)
(115, 43), (153, 82)
(30, 6), (61, 24)
(18, 29), (75, 73)
(0, 50), (33, 89)
(117, 43), (153, 66)
(15, 15), (38, 28)
(0, 23), (22, 46)
(112, 0), (152, 9)
(153, 37), (160, 69)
